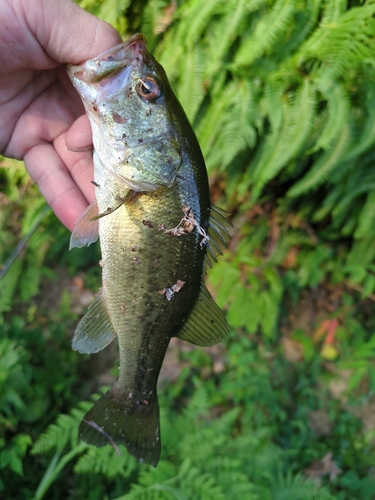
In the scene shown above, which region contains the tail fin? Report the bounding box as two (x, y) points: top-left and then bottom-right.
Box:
(79, 380), (161, 466)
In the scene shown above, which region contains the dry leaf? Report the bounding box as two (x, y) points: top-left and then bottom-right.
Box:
(305, 452), (342, 486)
(281, 337), (304, 362)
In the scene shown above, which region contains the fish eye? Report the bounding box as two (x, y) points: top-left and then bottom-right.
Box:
(137, 77), (160, 101)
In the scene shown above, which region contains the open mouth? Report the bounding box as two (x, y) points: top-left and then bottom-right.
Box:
(68, 34), (146, 102)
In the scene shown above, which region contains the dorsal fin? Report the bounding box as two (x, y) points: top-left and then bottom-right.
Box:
(204, 204), (233, 273)
(176, 284), (230, 346)
(70, 201), (99, 250)
(72, 288), (116, 353)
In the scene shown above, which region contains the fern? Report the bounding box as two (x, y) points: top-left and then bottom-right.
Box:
(182, 0), (225, 45)
(320, 0), (346, 24)
(74, 444), (137, 477)
(298, 4), (375, 81)
(205, 79), (258, 171)
(288, 123), (351, 196)
(251, 79), (316, 200)
(310, 81), (349, 152)
(31, 381), (335, 500)
(354, 190), (375, 240)
(141, 0), (171, 50)
(31, 403), (91, 454)
(150, 0), (375, 267)
(205, 0), (256, 77)
(176, 45), (205, 122)
(271, 471), (334, 500)
(195, 81), (238, 156)
(234, 0), (297, 67)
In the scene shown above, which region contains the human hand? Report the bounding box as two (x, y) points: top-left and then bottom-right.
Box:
(0, 0), (121, 231)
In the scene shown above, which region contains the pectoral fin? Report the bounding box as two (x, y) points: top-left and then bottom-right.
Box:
(176, 284), (229, 346)
(90, 195), (128, 220)
(73, 288), (116, 353)
(70, 201), (99, 250)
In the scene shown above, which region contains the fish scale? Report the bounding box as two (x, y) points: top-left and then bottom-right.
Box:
(100, 185), (206, 385)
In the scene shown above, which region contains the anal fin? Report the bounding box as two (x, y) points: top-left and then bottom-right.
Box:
(73, 288), (116, 353)
(176, 284), (230, 346)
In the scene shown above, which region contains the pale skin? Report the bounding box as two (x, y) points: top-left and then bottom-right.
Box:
(0, 0), (122, 230)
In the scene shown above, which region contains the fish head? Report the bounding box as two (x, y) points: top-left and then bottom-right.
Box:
(68, 34), (182, 192)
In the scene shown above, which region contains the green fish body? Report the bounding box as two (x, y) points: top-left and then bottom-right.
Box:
(68, 34), (231, 466)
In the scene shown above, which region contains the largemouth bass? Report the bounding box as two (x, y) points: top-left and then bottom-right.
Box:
(67, 34), (231, 467)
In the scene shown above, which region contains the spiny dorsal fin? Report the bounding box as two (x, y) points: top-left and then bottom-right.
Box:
(204, 204), (233, 273)
(176, 284), (230, 346)
(70, 200), (99, 250)
(72, 288), (116, 353)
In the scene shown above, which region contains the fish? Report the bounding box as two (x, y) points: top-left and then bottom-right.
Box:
(67, 33), (232, 467)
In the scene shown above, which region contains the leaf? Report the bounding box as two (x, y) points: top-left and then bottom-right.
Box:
(251, 79), (316, 200)
(362, 274), (375, 297)
(347, 367), (367, 392)
(234, 0), (297, 67)
(176, 45), (205, 122)
(288, 124), (351, 197)
(9, 454), (23, 476)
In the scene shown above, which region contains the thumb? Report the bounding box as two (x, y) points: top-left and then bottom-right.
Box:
(23, 0), (122, 64)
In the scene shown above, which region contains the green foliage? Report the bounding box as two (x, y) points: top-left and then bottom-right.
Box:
(3, 0), (375, 499)
(0, 159), (52, 319)
(133, 0), (375, 293)
(31, 383), (335, 500)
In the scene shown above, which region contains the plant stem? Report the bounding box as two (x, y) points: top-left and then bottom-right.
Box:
(34, 443), (87, 500)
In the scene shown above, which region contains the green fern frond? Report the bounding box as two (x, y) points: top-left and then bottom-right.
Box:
(116, 486), (173, 500)
(205, 0), (250, 77)
(205, 79), (258, 171)
(156, 35), (185, 81)
(288, 123), (351, 197)
(278, 0), (323, 56)
(182, 0), (225, 45)
(178, 460), (227, 500)
(234, 0), (297, 67)
(0, 259), (22, 316)
(180, 382), (210, 421)
(32, 414), (80, 454)
(175, 45), (205, 122)
(271, 471), (335, 499)
(354, 190), (375, 240)
(32, 400), (93, 454)
(343, 81), (375, 163)
(251, 78), (316, 201)
(312, 180), (345, 221)
(311, 81), (349, 152)
(320, 0), (346, 23)
(262, 79), (287, 132)
(196, 82), (238, 155)
(298, 4), (375, 80)
(141, 0), (171, 50)
(74, 444), (137, 477)
(79, 0), (130, 32)
(347, 232), (375, 267)
(97, 0), (130, 23)
(332, 177), (375, 220)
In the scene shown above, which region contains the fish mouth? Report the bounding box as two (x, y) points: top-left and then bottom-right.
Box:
(68, 34), (146, 101)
